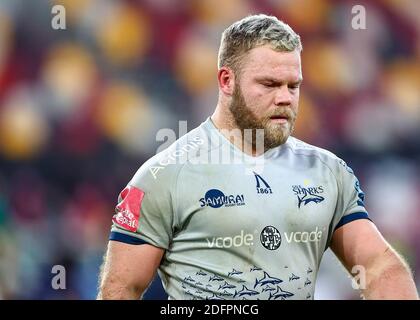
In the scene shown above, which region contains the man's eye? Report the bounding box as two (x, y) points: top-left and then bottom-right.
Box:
(288, 84), (300, 89)
(263, 83), (276, 88)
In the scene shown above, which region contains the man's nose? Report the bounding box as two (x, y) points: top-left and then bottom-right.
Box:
(274, 85), (293, 106)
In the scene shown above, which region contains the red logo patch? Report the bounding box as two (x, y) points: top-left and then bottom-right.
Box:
(112, 186), (145, 232)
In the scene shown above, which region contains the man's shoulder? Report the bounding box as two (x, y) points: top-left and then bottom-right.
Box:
(285, 136), (348, 171)
(132, 122), (209, 183)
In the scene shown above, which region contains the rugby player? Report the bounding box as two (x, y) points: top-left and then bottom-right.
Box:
(97, 14), (418, 300)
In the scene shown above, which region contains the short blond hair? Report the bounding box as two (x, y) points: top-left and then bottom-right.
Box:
(218, 14), (302, 73)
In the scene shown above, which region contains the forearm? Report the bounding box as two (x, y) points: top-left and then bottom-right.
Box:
(96, 241), (162, 300)
(97, 280), (142, 300)
(97, 259), (144, 300)
(362, 248), (418, 300)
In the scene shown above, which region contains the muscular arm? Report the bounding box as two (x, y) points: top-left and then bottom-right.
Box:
(331, 219), (418, 300)
(97, 241), (165, 300)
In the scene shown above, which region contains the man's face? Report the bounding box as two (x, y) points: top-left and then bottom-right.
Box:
(229, 46), (302, 149)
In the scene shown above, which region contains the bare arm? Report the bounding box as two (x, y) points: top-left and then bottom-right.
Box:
(97, 240), (165, 300)
(331, 219), (418, 300)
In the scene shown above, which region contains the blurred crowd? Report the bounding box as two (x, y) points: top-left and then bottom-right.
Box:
(0, 0), (419, 299)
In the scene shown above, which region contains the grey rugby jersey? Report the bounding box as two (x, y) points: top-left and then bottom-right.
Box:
(110, 117), (370, 300)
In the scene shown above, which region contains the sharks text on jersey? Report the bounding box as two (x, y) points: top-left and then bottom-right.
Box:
(292, 185), (325, 208)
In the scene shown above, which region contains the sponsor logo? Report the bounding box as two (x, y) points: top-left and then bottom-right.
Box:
(149, 136), (204, 179)
(260, 226), (324, 248)
(292, 185), (325, 208)
(206, 230), (254, 248)
(260, 226), (282, 250)
(254, 172), (273, 194)
(199, 189), (245, 208)
(112, 186), (144, 232)
(284, 227), (323, 243)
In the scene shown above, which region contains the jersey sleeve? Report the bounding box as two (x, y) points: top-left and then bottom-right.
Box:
(109, 162), (177, 249)
(326, 159), (373, 247)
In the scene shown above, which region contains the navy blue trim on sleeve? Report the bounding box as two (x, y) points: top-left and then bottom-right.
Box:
(109, 231), (150, 245)
(334, 212), (372, 231)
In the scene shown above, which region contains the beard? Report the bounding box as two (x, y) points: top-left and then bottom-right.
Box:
(228, 83), (296, 151)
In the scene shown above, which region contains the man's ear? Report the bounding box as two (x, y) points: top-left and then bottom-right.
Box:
(217, 66), (235, 96)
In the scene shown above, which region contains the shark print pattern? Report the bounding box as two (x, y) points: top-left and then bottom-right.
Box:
(233, 285), (259, 298)
(268, 286), (294, 300)
(254, 271), (283, 289)
(289, 273), (300, 281)
(227, 268), (243, 277)
(181, 266), (314, 300)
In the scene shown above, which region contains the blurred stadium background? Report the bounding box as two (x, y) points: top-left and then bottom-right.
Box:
(0, 0), (419, 299)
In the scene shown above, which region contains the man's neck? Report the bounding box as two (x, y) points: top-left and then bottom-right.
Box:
(210, 105), (265, 157)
